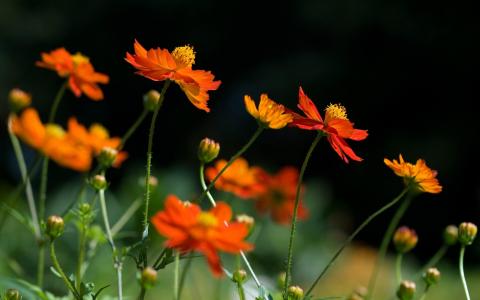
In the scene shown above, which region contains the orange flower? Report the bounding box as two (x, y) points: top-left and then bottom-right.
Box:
(205, 158), (267, 199)
(244, 94), (293, 129)
(36, 48), (109, 101)
(151, 195), (253, 276)
(255, 167), (308, 225)
(288, 87), (368, 163)
(9, 108), (92, 172)
(125, 40), (221, 112)
(384, 154), (442, 194)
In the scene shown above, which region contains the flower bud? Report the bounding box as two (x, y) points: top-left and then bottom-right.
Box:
(423, 267), (441, 286)
(236, 214), (255, 233)
(287, 285), (304, 300)
(91, 174), (107, 191)
(458, 222), (477, 246)
(393, 226), (418, 253)
(347, 286), (368, 300)
(443, 225), (458, 246)
(79, 202), (92, 214)
(277, 272), (286, 289)
(396, 280), (416, 300)
(5, 289), (22, 300)
(143, 90), (161, 111)
(98, 147), (118, 168)
(232, 269), (247, 284)
(9, 88), (31, 112)
(46, 215), (64, 240)
(139, 267), (157, 289)
(198, 138), (220, 164)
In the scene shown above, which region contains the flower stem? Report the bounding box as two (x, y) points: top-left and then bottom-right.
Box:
(173, 251), (181, 300)
(197, 126), (264, 203)
(199, 163), (263, 290)
(48, 82), (67, 123)
(304, 188), (408, 297)
(236, 282), (246, 300)
(418, 285), (430, 300)
(283, 132), (322, 299)
(50, 241), (81, 299)
(76, 221), (87, 291)
(99, 188), (123, 300)
(459, 246), (471, 300)
(141, 80), (171, 264)
(120, 108), (149, 149)
(395, 253), (403, 284)
(178, 255), (193, 299)
(365, 193), (413, 300)
(414, 245), (448, 279)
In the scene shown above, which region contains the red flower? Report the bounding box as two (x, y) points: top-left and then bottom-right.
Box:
(151, 195), (253, 276)
(289, 87), (368, 163)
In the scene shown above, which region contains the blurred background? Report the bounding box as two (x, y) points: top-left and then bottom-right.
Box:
(0, 0), (479, 299)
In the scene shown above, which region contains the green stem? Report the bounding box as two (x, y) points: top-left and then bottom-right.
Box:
(99, 189), (123, 300)
(395, 253), (403, 284)
(304, 188), (408, 297)
(197, 126), (264, 203)
(50, 241), (81, 299)
(141, 80), (171, 264)
(365, 193), (413, 300)
(459, 246), (471, 300)
(76, 222), (87, 291)
(173, 251), (181, 300)
(178, 255), (193, 299)
(120, 108), (149, 149)
(414, 245), (448, 279)
(236, 282), (246, 300)
(152, 248), (168, 270)
(48, 82), (67, 123)
(37, 247), (45, 288)
(199, 163), (263, 289)
(283, 132), (322, 299)
(418, 285), (430, 300)
(38, 157), (49, 226)
(111, 198), (142, 236)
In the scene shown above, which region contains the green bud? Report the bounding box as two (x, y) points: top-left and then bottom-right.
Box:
(143, 90), (161, 111)
(91, 174), (107, 190)
(443, 225), (458, 245)
(46, 215), (64, 240)
(5, 289), (22, 300)
(458, 222), (477, 246)
(198, 138), (220, 163)
(8, 88), (31, 112)
(232, 269), (247, 284)
(287, 285), (304, 300)
(139, 267), (157, 289)
(423, 267), (441, 286)
(396, 280), (416, 300)
(97, 147), (118, 168)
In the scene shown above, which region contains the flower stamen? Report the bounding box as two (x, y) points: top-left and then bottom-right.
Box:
(172, 45), (196, 68)
(325, 103), (348, 120)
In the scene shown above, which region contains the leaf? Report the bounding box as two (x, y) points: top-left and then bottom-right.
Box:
(50, 266), (62, 278)
(92, 284), (110, 300)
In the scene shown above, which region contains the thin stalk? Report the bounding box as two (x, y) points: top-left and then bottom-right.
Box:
(283, 132), (322, 299)
(50, 241), (81, 299)
(418, 285), (430, 300)
(199, 163), (263, 289)
(152, 248), (168, 270)
(236, 282), (246, 300)
(48, 82), (67, 123)
(197, 126), (264, 203)
(304, 188), (408, 297)
(111, 198), (142, 236)
(37, 247), (45, 288)
(178, 255), (194, 299)
(120, 108), (149, 149)
(99, 189), (123, 300)
(38, 157), (49, 226)
(76, 223), (87, 291)
(395, 253), (403, 284)
(173, 251), (181, 300)
(366, 193), (413, 300)
(414, 245), (448, 279)
(459, 246), (471, 300)
(141, 80), (171, 253)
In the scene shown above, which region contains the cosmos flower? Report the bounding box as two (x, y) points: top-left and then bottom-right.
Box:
(288, 87), (368, 163)
(384, 154), (442, 194)
(244, 94), (293, 129)
(125, 40), (221, 112)
(151, 195), (253, 276)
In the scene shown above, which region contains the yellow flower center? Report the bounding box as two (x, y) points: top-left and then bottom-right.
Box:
(72, 53), (90, 66)
(90, 124), (110, 139)
(172, 45), (196, 67)
(45, 124), (66, 138)
(325, 103), (348, 120)
(197, 212), (218, 228)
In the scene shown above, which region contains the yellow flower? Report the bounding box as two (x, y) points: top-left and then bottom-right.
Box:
(244, 94), (292, 129)
(384, 154), (442, 194)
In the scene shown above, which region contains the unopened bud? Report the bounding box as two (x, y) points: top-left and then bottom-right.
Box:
(458, 222), (477, 246)
(143, 90), (161, 111)
(79, 203), (92, 214)
(9, 88), (31, 112)
(232, 269), (247, 284)
(287, 285), (304, 300)
(396, 280), (416, 300)
(443, 225), (458, 245)
(393, 226), (418, 253)
(236, 214), (255, 232)
(139, 267), (157, 289)
(5, 289), (22, 300)
(423, 267), (441, 286)
(91, 174), (107, 190)
(98, 147), (118, 168)
(277, 272), (286, 289)
(198, 138), (220, 163)
(46, 215), (64, 240)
